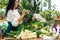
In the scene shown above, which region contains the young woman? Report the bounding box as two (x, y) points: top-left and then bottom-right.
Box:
(6, 0), (27, 37)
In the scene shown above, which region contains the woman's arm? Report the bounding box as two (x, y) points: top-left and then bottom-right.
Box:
(17, 9), (27, 22)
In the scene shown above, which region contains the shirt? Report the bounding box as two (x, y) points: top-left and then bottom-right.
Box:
(6, 9), (22, 27)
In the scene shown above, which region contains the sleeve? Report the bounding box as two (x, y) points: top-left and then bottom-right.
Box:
(6, 10), (12, 22)
(11, 10), (20, 27)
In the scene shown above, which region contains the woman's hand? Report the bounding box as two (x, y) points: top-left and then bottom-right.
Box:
(26, 10), (30, 14)
(22, 9), (30, 16)
(22, 9), (27, 16)
(17, 9), (29, 22)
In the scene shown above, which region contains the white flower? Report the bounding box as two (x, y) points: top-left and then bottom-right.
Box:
(33, 13), (46, 22)
(16, 30), (37, 39)
(52, 33), (58, 38)
(42, 36), (55, 40)
(32, 32), (37, 38)
(16, 31), (24, 39)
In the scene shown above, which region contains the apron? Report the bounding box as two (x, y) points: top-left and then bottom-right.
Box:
(6, 22), (18, 38)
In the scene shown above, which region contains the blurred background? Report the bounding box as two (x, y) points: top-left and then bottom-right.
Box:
(0, 0), (60, 40)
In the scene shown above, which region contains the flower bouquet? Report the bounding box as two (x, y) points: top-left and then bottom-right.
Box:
(16, 29), (37, 40)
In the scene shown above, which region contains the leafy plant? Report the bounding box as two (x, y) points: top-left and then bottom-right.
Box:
(40, 10), (60, 26)
(18, 0), (42, 24)
(40, 10), (59, 21)
(19, 0), (48, 24)
(0, 0), (8, 9)
(8, 20), (46, 37)
(21, 0), (40, 13)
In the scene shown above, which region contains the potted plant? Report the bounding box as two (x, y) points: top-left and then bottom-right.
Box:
(0, 10), (5, 20)
(18, 0), (41, 24)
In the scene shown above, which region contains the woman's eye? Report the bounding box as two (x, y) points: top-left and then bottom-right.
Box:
(16, 1), (18, 3)
(16, 2), (18, 3)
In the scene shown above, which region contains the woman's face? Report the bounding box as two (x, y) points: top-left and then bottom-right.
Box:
(14, 0), (19, 9)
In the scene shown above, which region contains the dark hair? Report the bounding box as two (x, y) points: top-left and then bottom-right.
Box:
(6, 0), (19, 16)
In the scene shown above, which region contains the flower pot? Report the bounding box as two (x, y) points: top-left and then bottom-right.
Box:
(57, 16), (60, 19)
(0, 16), (4, 20)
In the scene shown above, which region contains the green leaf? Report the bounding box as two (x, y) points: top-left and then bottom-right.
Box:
(43, 2), (47, 7)
(37, 0), (39, 2)
(45, 0), (48, 2)
(38, 2), (41, 6)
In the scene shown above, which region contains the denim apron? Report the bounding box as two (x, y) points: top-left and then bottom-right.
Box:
(6, 22), (18, 38)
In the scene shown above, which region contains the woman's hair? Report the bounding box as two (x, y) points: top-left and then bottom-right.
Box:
(6, 0), (19, 16)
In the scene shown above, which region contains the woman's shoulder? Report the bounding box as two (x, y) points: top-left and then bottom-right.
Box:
(8, 9), (18, 12)
(7, 9), (19, 15)
(8, 9), (13, 13)
(13, 9), (18, 12)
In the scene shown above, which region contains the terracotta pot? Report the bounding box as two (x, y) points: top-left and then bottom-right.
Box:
(57, 16), (60, 19)
(0, 16), (4, 20)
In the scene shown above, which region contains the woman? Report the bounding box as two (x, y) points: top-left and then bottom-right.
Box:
(6, 0), (27, 38)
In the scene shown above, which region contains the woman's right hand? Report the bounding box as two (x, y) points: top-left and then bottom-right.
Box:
(22, 9), (27, 16)
(18, 9), (29, 22)
(17, 9), (27, 22)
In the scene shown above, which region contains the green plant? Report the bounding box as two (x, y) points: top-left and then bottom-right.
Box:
(21, 0), (40, 13)
(40, 10), (58, 21)
(8, 20), (46, 37)
(21, 0), (48, 13)
(40, 10), (60, 26)
(19, 0), (44, 24)
(0, 0), (8, 9)
(54, 10), (60, 16)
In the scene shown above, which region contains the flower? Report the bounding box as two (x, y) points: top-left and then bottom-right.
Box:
(16, 29), (37, 39)
(34, 25), (38, 29)
(33, 13), (46, 22)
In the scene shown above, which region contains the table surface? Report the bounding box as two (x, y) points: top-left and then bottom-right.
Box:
(2, 37), (60, 40)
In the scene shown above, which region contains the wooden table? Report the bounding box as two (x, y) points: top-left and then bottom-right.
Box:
(2, 37), (60, 40)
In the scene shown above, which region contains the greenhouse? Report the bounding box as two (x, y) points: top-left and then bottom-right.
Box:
(0, 0), (60, 40)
